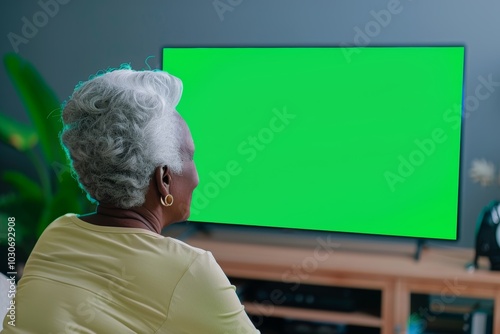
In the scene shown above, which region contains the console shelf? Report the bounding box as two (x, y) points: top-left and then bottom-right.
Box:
(244, 303), (382, 328)
(187, 235), (500, 334)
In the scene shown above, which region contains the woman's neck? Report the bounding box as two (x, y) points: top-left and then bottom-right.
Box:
(79, 205), (163, 234)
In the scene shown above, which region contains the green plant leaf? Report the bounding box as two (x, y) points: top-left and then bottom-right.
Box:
(3, 53), (65, 164)
(0, 53), (95, 254)
(0, 182), (45, 250)
(0, 212), (9, 244)
(36, 180), (89, 236)
(0, 193), (45, 252)
(0, 193), (17, 208)
(1, 171), (43, 202)
(35, 162), (96, 237)
(0, 112), (38, 151)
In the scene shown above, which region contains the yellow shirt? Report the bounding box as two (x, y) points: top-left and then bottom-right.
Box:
(2, 214), (259, 333)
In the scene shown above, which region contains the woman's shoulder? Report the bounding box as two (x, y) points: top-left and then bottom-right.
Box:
(26, 213), (214, 285)
(164, 236), (207, 256)
(35, 213), (207, 258)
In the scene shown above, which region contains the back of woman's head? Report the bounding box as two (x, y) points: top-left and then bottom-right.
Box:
(60, 66), (185, 209)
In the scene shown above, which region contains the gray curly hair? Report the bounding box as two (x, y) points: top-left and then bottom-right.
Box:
(60, 66), (185, 209)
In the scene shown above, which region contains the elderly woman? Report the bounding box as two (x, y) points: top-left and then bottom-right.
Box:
(2, 68), (259, 333)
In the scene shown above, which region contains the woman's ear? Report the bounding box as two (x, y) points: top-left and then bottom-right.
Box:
(154, 166), (171, 195)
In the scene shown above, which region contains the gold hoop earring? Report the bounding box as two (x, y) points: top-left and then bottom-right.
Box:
(160, 194), (174, 207)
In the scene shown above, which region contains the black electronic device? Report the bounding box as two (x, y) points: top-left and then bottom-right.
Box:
(470, 200), (500, 271)
(239, 280), (380, 314)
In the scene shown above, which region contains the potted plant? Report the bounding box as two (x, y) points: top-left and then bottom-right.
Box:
(0, 53), (94, 280)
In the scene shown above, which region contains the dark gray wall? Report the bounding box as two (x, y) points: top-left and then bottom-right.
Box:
(1, 0), (499, 249)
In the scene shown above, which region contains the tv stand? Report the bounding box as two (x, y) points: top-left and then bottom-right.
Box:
(169, 222), (211, 241)
(413, 238), (427, 261)
(185, 234), (500, 334)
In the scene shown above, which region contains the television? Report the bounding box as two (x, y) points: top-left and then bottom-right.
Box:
(162, 46), (465, 241)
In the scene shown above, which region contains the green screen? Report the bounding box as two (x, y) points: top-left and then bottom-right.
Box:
(162, 46), (464, 240)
